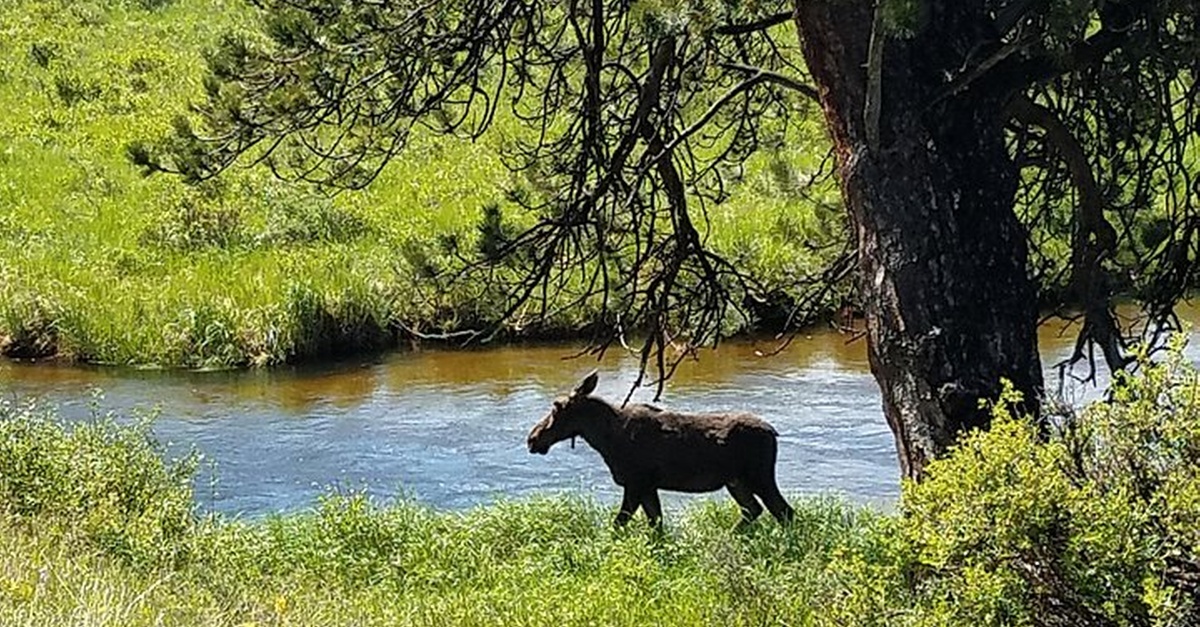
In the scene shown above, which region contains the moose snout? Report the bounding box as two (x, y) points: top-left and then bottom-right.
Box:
(527, 428), (550, 454)
(527, 437), (549, 455)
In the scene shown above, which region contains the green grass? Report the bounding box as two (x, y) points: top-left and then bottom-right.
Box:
(0, 498), (898, 627)
(0, 0), (844, 369)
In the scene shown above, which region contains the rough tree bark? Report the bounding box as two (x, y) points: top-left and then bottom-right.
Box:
(792, 1), (1044, 479)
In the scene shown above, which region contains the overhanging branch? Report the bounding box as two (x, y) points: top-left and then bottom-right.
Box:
(717, 63), (819, 101)
(1008, 94), (1129, 374)
(713, 11), (795, 36)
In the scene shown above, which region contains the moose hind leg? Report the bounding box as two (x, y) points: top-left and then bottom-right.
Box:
(726, 482), (763, 528)
(614, 487), (642, 527)
(754, 478), (794, 524)
(641, 489), (663, 528)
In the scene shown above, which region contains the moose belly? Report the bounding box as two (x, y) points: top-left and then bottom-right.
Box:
(657, 474), (727, 493)
(604, 434), (745, 492)
(609, 467), (728, 492)
(652, 440), (740, 492)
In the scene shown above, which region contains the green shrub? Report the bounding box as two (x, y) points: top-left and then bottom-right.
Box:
(254, 182), (373, 246)
(52, 73), (102, 106)
(141, 194), (245, 252)
(902, 341), (1200, 626)
(27, 41), (59, 68)
(0, 399), (199, 569)
(0, 296), (60, 359)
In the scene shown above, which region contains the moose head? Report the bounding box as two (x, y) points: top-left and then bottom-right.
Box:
(526, 370), (599, 455)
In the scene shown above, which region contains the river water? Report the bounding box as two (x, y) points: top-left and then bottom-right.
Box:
(1, 312), (1194, 517)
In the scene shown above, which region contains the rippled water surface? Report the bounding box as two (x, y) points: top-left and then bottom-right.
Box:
(2, 309), (1196, 517)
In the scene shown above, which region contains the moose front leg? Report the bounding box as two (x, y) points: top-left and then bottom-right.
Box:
(613, 487), (642, 527)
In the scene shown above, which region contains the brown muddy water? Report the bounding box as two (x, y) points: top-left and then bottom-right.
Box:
(1, 309), (1197, 517)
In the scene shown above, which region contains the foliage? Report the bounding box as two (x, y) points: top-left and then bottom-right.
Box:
(132, 0), (847, 387)
(0, 397), (198, 569)
(902, 341), (1200, 625)
(3, 346), (1200, 624)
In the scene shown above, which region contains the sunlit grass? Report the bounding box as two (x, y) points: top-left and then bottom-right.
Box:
(0, 498), (892, 627)
(0, 0), (843, 368)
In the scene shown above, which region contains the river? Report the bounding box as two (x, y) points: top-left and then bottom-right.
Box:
(1, 310), (1195, 517)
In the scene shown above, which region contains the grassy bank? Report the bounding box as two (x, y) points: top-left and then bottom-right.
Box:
(0, 0), (844, 369)
(0, 494), (899, 626)
(3, 346), (1200, 625)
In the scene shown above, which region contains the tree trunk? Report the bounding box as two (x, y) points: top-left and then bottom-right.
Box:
(792, 1), (1044, 479)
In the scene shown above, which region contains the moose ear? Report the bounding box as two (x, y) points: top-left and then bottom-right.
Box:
(572, 370), (599, 397)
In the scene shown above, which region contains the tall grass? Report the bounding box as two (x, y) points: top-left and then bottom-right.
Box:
(0, 500), (896, 627)
(0, 0), (844, 369)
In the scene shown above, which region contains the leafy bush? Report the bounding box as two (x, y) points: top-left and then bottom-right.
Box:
(27, 41), (59, 68)
(0, 297), (60, 359)
(0, 399), (199, 568)
(253, 182), (373, 246)
(141, 193), (245, 252)
(902, 340), (1200, 626)
(52, 73), (102, 106)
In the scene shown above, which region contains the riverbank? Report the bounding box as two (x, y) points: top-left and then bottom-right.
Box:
(0, 495), (892, 626)
(3, 349), (1199, 625)
(0, 0), (844, 370)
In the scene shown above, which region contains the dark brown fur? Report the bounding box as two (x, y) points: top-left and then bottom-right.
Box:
(527, 371), (794, 527)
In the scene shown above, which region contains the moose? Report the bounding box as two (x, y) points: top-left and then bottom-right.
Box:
(526, 371), (794, 527)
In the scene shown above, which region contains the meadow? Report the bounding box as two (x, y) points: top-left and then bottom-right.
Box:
(2, 345), (1199, 625)
(0, 0), (844, 369)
